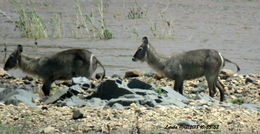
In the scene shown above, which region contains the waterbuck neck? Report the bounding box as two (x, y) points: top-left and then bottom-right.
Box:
(19, 54), (40, 75)
(146, 44), (168, 72)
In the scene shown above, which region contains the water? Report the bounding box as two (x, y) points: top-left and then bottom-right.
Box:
(0, 0), (259, 77)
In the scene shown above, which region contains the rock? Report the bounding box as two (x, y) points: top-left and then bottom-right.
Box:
(191, 87), (206, 94)
(107, 94), (144, 106)
(0, 68), (7, 76)
(59, 96), (86, 106)
(84, 98), (107, 107)
(124, 70), (142, 78)
(111, 74), (121, 78)
(159, 95), (187, 107)
(72, 77), (91, 85)
(195, 93), (220, 104)
(0, 88), (39, 106)
(245, 77), (257, 84)
(95, 73), (104, 80)
(241, 103), (260, 111)
(41, 126), (56, 133)
(127, 79), (152, 90)
(176, 120), (197, 126)
(43, 87), (69, 105)
(160, 87), (189, 101)
(72, 109), (84, 120)
(220, 69), (235, 79)
(94, 79), (134, 100)
(69, 85), (83, 95)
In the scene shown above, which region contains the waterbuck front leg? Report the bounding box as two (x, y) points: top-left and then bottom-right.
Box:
(216, 79), (225, 101)
(174, 79), (184, 94)
(42, 79), (54, 96)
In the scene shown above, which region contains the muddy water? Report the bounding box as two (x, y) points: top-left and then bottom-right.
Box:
(0, 0), (259, 77)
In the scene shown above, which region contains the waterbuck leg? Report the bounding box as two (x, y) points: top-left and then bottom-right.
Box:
(216, 80), (225, 101)
(206, 75), (217, 98)
(174, 80), (184, 94)
(42, 80), (53, 96)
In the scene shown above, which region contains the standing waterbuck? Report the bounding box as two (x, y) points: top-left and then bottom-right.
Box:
(132, 37), (240, 101)
(4, 45), (105, 96)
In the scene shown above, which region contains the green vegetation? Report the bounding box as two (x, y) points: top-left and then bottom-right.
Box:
(230, 97), (245, 105)
(73, 0), (113, 40)
(15, 8), (48, 39)
(127, 1), (147, 19)
(0, 120), (24, 134)
(50, 13), (63, 38)
(155, 87), (167, 95)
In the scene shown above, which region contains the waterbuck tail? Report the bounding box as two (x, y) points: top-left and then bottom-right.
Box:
(224, 58), (240, 72)
(97, 59), (106, 80)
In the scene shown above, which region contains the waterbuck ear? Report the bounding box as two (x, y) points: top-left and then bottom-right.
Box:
(142, 36), (149, 44)
(17, 44), (23, 54)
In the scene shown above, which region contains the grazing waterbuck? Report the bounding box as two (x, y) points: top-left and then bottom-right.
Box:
(4, 45), (106, 96)
(132, 37), (240, 101)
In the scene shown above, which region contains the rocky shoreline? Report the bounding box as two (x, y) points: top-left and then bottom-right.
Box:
(0, 69), (259, 133)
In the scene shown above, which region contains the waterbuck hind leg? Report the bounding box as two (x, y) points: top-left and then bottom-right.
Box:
(216, 80), (225, 101)
(42, 80), (53, 96)
(206, 75), (217, 98)
(174, 80), (184, 94)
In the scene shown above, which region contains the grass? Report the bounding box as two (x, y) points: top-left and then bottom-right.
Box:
(127, 0), (147, 19)
(230, 97), (245, 105)
(155, 88), (167, 95)
(14, 8), (48, 39)
(73, 0), (113, 40)
(50, 13), (63, 38)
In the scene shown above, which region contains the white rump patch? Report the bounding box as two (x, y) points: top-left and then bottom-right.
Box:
(89, 54), (93, 73)
(218, 52), (224, 68)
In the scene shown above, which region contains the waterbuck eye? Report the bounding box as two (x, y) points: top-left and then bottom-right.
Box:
(138, 47), (143, 51)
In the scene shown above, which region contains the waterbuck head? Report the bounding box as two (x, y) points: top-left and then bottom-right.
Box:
(132, 36), (149, 62)
(4, 45), (23, 71)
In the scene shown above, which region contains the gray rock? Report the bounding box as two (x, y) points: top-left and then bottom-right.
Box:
(195, 93), (220, 104)
(94, 79), (134, 100)
(245, 77), (258, 84)
(127, 78), (152, 90)
(44, 87), (69, 105)
(72, 109), (84, 120)
(107, 94), (144, 106)
(69, 85), (83, 95)
(160, 87), (189, 101)
(241, 103), (260, 111)
(191, 87), (206, 94)
(2, 89), (39, 106)
(59, 96), (86, 106)
(84, 98), (108, 107)
(176, 120), (197, 126)
(41, 126), (56, 133)
(158, 95), (187, 107)
(72, 77), (91, 85)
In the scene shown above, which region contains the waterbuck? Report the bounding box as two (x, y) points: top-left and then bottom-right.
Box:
(4, 45), (105, 96)
(132, 37), (240, 101)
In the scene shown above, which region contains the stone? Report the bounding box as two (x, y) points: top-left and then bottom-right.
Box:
(241, 103), (260, 111)
(160, 87), (189, 101)
(43, 87), (69, 105)
(245, 77), (257, 84)
(0, 68), (7, 76)
(94, 79), (134, 100)
(84, 98), (108, 107)
(72, 77), (91, 85)
(0, 88), (39, 106)
(95, 73), (104, 80)
(127, 79), (152, 90)
(195, 93), (220, 104)
(41, 126), (56, 133)
(154, 73), (165, 80)
(220, 69), (235, 79)
(59, 96), (86, 106)
(176, 120), (197, 126)
(107, 94), (144, 106)
(191, 87), (206, 94)
(72, 109), (84, 120)
(124, 70), (142, 78)
(69, 85), (83, 95)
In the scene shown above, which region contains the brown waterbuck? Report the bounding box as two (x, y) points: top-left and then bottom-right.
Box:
(4, 45), (105, 96)
(132, 37), (240, 101)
